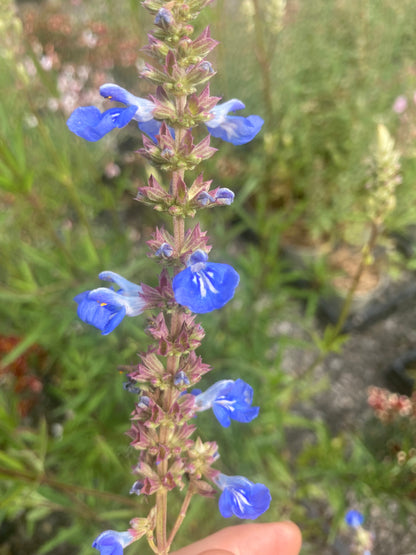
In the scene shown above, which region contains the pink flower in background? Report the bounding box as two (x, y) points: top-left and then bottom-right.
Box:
(393, 95), (408, 114)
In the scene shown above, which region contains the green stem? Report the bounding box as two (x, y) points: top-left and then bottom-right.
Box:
(298, 221), (380, 380)
(251, 0), (274, 120)
(329, 221), (380, 340)
(166, 487), (194, 551)
(154, 83), (188, 554)
(155, 488), (168, 554)
(0, 466), (140, 508)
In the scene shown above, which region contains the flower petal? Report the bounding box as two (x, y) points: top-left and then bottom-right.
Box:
(216, 474), (271, 520)
(100, 83), (155, 122)
(138, 119), (163, 142)
(194, 379), (259, 427)
(209, 99), (246, 126)
(75, 291), (126, 335)
(99, 271), (142, 296)
(345, 509), (364, 528)
(212, 403), (232, 427)
(67, 105), (137, 141)
(92, 530), (134, 555)
(206, 114), (264, 145)
(173, 262), (239, 314)
(74, 272), (145, 333)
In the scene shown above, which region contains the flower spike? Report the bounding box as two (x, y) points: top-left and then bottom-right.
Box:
(194, 379), (259, 427)
(74, 271), (145, 335)
(92, 530), (135, 554)
(172, 250), (239, 313)
(214, 473), (271, 520)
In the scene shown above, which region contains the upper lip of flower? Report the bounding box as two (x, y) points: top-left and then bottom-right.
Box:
(99, 83), (156, 122)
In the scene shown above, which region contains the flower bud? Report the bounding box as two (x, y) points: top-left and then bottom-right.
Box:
(154, 8), (174, 30)
(214, 188), (234, 205)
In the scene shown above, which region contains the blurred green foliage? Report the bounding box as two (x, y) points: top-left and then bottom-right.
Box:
(1, 0), (416, 553)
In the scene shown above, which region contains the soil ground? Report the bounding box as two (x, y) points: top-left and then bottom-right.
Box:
(279, 273), (416, 554)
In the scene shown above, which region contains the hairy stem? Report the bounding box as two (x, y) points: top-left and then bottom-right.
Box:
(166, 487), (194, 551)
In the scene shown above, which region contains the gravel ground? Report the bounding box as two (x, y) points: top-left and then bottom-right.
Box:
(277, 273), (416, 555)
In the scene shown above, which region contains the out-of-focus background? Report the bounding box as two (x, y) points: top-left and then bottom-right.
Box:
(1, 0), (416, 553)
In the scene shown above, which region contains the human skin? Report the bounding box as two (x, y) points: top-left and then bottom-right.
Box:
(172, 521), (302, 555)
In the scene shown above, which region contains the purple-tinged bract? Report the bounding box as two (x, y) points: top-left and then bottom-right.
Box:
(172, 250), (239, 314)
(215, 473), (271, 520)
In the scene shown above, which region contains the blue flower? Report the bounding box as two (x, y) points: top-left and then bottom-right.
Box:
(194, 379), (259, 427)
(74, 271), (145, 335)
(67, 84), (155, 142)
(67, 84), (263, 145)
(214, 473), (271, 520)
(92, 530), (134, 555)
(172, 250), (239, 314)
(345, 509), (365, 528)
(205, 99), (264, 145)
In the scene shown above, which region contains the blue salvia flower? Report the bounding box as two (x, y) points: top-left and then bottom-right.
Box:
(345, 510), (365, 528)
(345, 510), (373, 555)
(92, 530), (134, 554)
(67, 84), (155, 142)
(214, 473), (271, 520)
(205, 99), (264, 145)
(67, 84), (263, 145)
(172, 250), (239, 314)
(194, 379), (259, 427)
(74, 271), (145, 335)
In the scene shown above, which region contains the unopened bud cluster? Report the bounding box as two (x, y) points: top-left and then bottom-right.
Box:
(365, 124), (402, 226)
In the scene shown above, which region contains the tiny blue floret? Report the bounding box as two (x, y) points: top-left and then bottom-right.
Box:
(155, 7), (174, 28)
(194, 379), (259, 427)
(214, 188), (235, 205)
(215, 473), (271, 520)
(172, 250), (239, 314)
(129, 480), (144, 496)
(174, 371), (191, 387)
(206, 99), (264, 145)
(345, 509), (365, 528)
(74, 271), (145, 335)
(92, 530), (134, 555)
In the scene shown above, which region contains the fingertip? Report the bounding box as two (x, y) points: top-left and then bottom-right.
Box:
(270, 521), (302, 554)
